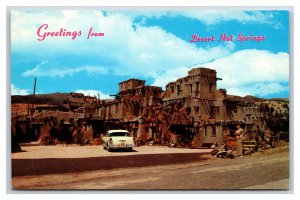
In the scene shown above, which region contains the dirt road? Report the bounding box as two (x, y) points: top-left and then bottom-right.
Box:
(11, 145), (290, 190)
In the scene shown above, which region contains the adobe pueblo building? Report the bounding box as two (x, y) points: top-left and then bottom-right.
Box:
(11, 67), (289, 148)
(162, 68), (269, 146)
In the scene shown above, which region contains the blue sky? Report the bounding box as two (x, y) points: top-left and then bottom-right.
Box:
(10, 10), (289, 98)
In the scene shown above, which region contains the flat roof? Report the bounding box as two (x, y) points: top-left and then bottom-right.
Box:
(119, 78), (145, 84)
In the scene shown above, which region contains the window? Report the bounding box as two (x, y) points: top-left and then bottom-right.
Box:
(196, 82), (199, 91)
(189, 84), (193, 94)
(212, 126), (216, 137)
(210, 106), (215, 118)
(109, 132), (130, 137)
(177, 85), (181, 95)
(194, 106), (199, 113)
(141, 87), (146, 96)
(209, 83), (213, 93)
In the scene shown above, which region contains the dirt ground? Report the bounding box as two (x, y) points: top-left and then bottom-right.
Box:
(12, 145), (212, 159)
(11, 144), (290, 190)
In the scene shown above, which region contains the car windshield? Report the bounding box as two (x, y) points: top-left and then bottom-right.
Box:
(109, 132), (130, 137)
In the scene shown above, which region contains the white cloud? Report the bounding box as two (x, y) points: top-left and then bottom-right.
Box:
(193, 49), (289, 97)
(152, 49), (289, 96)
(151, 66), (190, 89)
(109, 10), (277, 25)
(75, 89), (112, 99)
(109, 24), (233, 79)
(227, 82), (289, 97)
(11, 10), (288, 97)
(22, 62), (108, 77)
(13, 10), (234, 80)
(21, 60), (47, 77)
(180, 10), (274, 25)
(11, 84), (30, 95)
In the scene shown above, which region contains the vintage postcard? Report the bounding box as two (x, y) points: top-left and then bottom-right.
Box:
(10, 8), (290, 190)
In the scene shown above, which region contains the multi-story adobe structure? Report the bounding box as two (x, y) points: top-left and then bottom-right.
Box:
(162, 67), (267, 146)
(96, 67), (269, 146)
(96, 79), (163, 139)
(11, 67), (288, 147)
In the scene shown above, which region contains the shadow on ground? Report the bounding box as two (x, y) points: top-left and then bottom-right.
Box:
(12, 152), (208, 177)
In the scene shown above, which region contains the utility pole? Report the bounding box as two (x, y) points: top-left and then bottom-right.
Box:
(31, 77), (37, 115)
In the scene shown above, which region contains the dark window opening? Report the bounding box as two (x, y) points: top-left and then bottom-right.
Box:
(177, 85), (181, 95)
(209, 83), (213, 93)
(210, 106), (215, 118)
(189, 84), (193, 94)
(196, 82), (199, 91)
(212, 126), (216, 137)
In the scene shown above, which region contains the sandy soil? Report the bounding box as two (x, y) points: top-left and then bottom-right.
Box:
(11, 144), (290, 190)
(12, 145), (212, 159)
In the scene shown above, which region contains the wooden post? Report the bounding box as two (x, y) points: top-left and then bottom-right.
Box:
(30, 77), (37, 115)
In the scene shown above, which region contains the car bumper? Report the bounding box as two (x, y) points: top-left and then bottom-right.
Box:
(109, 144), (134, 149)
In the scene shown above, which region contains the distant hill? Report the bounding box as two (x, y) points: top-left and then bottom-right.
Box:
(11, 92), (289, 106)
(226, 94), (288, 103)
(11, 93), (70, 106)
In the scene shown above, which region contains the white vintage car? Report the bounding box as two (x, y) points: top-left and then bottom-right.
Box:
(102, 130), (134, 151)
